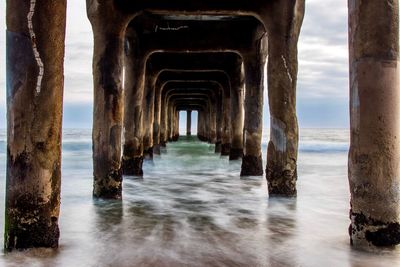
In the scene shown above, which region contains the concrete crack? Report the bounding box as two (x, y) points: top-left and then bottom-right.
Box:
(155, 24), (189, 32)
(281, 55), (293, 84)
(27, 0), (44, 95)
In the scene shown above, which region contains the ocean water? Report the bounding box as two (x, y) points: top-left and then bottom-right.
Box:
(0, 128), (399, 267)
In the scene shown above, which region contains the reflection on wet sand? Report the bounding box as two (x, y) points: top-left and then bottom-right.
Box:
(93, 199), (124, 229)
(267, 198), (297, 266)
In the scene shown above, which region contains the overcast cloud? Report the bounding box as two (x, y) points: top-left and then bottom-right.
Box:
(0, 0), (350, 128)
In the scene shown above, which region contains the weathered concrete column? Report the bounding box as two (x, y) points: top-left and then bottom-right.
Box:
(201, 110), (209, 142)
(172, 108), (176, 141)
(221, 97), (231, 156)
(198, 111), (206, 141)
(209, 102), (217, 144)
(88, 2), (130, 196)
(122, 29), (145, 176)
(5, 0), (66, 250)
(203, 111), (209, 142)
(215, 95), (223, 153)
(230, 63), (245, 160)
(202, 111), (207, 141)
(348, 0), (400, 247)
(187, 110), (192, 136)
(240, 37), (268, 176)
(167, 104), (174, 141)
(143, 65), (157, 160)
(264, 0), (304, 196)
(152, 83), (162, 154)
(173, 109), (180, 141)
(160, 90), (168, 146)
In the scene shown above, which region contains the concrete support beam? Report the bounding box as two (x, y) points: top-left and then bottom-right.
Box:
(211, 90), (223, 150)
(160, 94), (168, 146)
(5, 0), (66, 250)
(198, 111), (206, 141)
(215, 95), (223, 153)
(265, 0), (305, 196)
(147, 53), (241, 152)
(89, 9), (127, 197)
(114, 0), (261, 15)
(230, 62), (245, 160)
(187, 110), (192, 136)
(167, 104), (174, 141)
(209, 99), (218, 144)
(160, 81), (222, 144)
(173, 109), (180, 141)
(130, 15), (259, 54)
(204, 109), (211, 142)
(122, 30), (145, 176)
(143, 65), (158, 161)
(153, 80), (163, 154)
(221, 96), (231, 155)
(348, 0), (400, 247)
(154, 72), (228, 148)
(240, 36), (268, 176)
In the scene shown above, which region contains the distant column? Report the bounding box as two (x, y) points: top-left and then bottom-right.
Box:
(197, 111), (205, 141)
(187, 110), (192, 136)
(173, 109), (180, 141)
(209, 102), (217, 144)
(5, 0), (66, 250)
(229, 62), (244, 160)
(348, 0), (400, 247)
(215, 97), (223, 152)
(160, 91), (168, 146)
(143, 68), (157, 161)
(167, 104), (174, 141)
(221, 96), (231, 156)
(153, 82), (162, 154)
(204, 109), (211, 142)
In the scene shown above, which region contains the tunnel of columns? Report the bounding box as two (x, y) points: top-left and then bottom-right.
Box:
(4, 0), (400, 251)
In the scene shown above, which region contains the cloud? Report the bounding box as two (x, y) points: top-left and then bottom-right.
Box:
(62, 103), (93, 128)
(64, 72), (93, 103)
(64, 1), (94, 104)
(0, 2), (5, 108)
(298, 0), (349, 100)
(0, 0), (351, 127)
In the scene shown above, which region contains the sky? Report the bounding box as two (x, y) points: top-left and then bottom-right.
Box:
(0, 0), (349, 129)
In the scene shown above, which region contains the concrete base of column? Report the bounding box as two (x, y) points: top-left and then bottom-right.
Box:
(229, 148), (243, 160)
(240, 155), (263, 176)
(5, 208), (60, 250)
(215, 141), (222, 153)
(144, 147), (154, 161)
(266, 166), (297, 197)
(93, 168), (123, 199)
(122, 157), (143, 176)
(349, 212), (400, 247)
(221, 143), (230, 156)
(153, 145), (161, 155)
(265, 165), (297, 197)
(198, 135), (208, 142)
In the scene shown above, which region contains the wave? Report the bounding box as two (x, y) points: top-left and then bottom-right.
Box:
(261, 141), (349, 153)
(299, 142), (348, 153)
(0, 129), (350, 155)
